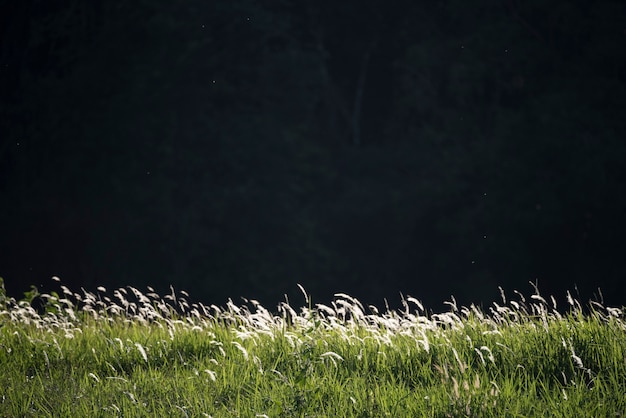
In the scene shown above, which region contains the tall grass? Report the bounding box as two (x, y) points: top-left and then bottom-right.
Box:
(1, 277), (624, 417)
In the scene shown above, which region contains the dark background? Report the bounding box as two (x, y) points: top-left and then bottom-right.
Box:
(1, 0), (625, 311)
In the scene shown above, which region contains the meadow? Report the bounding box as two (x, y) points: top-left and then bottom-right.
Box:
(0, 277), (624, 417)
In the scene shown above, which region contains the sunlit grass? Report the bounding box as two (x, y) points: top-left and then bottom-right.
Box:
(1, 277), (625, 417)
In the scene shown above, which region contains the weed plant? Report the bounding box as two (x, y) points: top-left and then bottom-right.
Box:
(0, 277), (625, 417)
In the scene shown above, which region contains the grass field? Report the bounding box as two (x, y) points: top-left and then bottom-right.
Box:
(1, 278), (625, 417)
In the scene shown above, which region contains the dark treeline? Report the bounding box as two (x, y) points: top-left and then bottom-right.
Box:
(1, 0), (625, 310)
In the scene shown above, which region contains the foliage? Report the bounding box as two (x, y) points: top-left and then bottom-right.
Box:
(1, 0), (625, 307)
(0, 281), (625, 417)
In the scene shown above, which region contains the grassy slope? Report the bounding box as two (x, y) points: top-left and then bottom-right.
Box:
(0, 281), (625, 417)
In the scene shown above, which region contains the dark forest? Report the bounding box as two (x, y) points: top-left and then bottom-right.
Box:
(1, 0), (625, 310)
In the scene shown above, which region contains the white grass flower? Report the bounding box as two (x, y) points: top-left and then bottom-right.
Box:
(320, 351), (343, 361)
(124, 391), (137, 403)
(253, 355), (264, 374)
(135, 342), (148, 362)
(106, 377), (128, 382)
(480, 346), (495, 364)
(203, 369), (217, 382)
(490, 381), (500, 396)
(570, 346), (585, 369)
(297, 284), (310, 306)
(418, 331), (430, 353)
(451, 376), (460, 399)
(444, 295), (458, 312)
(531, 294), (548, 305)
(110, 338), (123, 351)
(406, 296), (424, 313)
(321, 351), (344, 367)
(474, 348), (485, 366)
(607, 307), (622, 317)
(175, 406), (190, 418)
(315, 303), (335, 316)
(232, 341), (249, 361)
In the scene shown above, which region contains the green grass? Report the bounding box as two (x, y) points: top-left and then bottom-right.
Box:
(1, 278), (625, 417)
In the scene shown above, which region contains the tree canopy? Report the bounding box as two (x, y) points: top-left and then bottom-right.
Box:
(2, 0), (625, 308)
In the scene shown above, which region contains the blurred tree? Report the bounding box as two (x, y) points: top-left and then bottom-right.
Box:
(1, 0), (624, 308)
